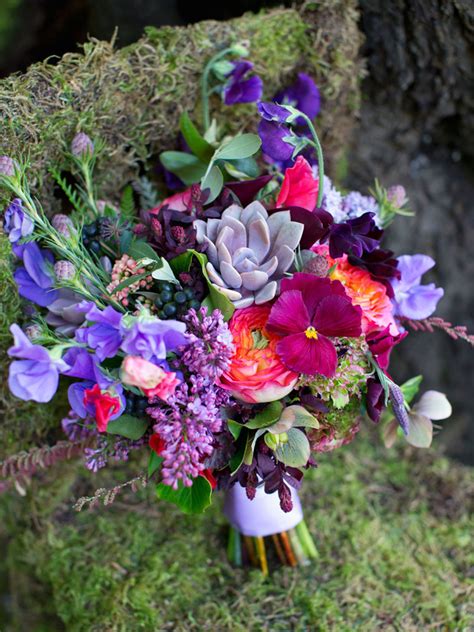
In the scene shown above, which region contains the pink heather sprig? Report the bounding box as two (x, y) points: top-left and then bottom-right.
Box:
(402, 317), (474, 346)
(179, 306), (234, 380)
(147, 376), (229, 489)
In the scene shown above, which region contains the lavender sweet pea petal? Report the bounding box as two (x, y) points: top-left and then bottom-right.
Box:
(68, 381), (93, 418)
(22, 242), (54, 288)
(396, 284), (444, 320)
(8, 323), (49, 361)
(3, 199), (34, 243)
(9, 360), (60, 403)
(258, 120), (294, 161)
(14, 267), (59, 307)
(121, 319), (187, 363)
(257, 101), (291, 123)
(395, 254), (435, 291)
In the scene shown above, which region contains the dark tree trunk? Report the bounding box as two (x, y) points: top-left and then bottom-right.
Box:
(348, 0), (474, 463)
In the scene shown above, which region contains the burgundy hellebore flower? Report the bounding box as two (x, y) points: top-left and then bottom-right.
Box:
(267, 273), (362, 377)
(223, 60), (263, 105)
(366, 377), (385, 423)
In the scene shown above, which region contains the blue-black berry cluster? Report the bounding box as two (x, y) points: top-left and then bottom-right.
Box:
(154, 281), (201, 320)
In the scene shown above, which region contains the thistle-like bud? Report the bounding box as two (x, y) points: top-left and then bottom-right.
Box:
(0, 155), (15, 176)
(303, 254), (329, 277)
(71, 132), (94, 158)
(54, 260), (76, 281)
(52, 214), (74, 237)
(387, 185), (407, 209)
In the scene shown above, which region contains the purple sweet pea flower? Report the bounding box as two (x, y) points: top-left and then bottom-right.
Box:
(8, 324), (68, 402)
(257, 101), (292, 123)
(223, 60), (263, 105)
(68, 380), (125, 420)
(257, 119), (295, 162)
(327, 212), (383, 259)
(75, 302), (123, 361)
(274, 73), (321, 121)
(13, 242), (59, 307)
(120, 318), (187, 363)
(391, 255), (444, 320)
(3, 198), (34, 244)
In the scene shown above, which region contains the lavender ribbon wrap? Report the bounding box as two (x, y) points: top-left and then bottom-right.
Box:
(223, 484), (303, 537)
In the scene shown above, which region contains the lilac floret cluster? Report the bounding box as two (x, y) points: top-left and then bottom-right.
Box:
(146, 307), (234, 489)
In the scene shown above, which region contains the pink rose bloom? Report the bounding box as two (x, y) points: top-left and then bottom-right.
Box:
(152, 188), (193, 213)
(276, 156), (319, 211)
(121, 356), (179, 402)
(218, 305), (298, 404)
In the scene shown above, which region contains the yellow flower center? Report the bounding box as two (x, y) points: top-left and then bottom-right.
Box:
(304, 326), (319, 340)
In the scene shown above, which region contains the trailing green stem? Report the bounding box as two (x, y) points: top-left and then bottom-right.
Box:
(200, 47), (236, 132)
(301, 114), (325, 207)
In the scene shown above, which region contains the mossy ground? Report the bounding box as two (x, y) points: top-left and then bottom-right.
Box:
(2, 432), (472, 631)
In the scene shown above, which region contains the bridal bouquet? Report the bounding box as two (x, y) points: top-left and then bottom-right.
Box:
(1, 45), (465, 572)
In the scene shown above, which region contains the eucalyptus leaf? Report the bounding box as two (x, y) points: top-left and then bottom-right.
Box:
(156, 476), (212, 514)
(107, 415), (149, 440)
(201, 164), (224, 203)
(127, 240), (160, 263)
(160, 151), (207, 185)
(274, 428), (310, 467)
(215, 134), (262, 161)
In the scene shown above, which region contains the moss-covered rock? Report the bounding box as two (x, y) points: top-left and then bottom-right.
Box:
(2, 435), (472, 630)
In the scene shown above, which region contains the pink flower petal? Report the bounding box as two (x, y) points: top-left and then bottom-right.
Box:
(276, 156), (319, 211)
(276, 332), (337, 377)
(280, 273), (348, 319)
(267, 290), (310, 337)
(313, 295), (362, 338)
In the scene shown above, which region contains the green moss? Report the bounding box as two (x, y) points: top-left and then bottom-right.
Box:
(3, 435), (472, 630)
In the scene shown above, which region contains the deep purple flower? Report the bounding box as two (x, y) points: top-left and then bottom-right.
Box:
(13, 242), (59, 307)
(120, 317), (187, 364)
(257, 101), (291, 123)
(3, 199), (34, 244)
(257, 119), (294, 162)
(8, 324), (68, 402)
(348, 248), (401, 298)
(274, 73), (321, 121)
(327, 212), (383, 259)
(223, 60), (263, 105)
(391, 255), (444, 320)
(366, 377), (385, 423)
(225, 175), (272, 207)
(271, 205), (333, 250)
(75, 302), (123, 361)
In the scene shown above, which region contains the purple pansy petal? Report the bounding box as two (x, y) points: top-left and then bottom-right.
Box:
(267, 290), (311, 337)
(280, 274), (346, 320)
(277, 332), (337, 377)
(314, 295), (362, 338)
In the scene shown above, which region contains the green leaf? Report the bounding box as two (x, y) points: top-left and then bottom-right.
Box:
(401, 375), (423, 405)
(128, 240), (160, 262)
(160, 151), (207, 185)
(179, 112), (214, 162)
(274, 428), (310, 467)
(107, 415), (149, 440)
(246, 401), (283, 429)
(112, 271), (151, 293)
(169, 250), (193, 275)
(189, 250), (235, 321)
(227, 419), (242, 440)
(404, 413), (433, 448)
(268, 405), (319, 434)
(120, 185), (135, 219)
(215, 134), (262, 161)
(221, 157), (260, 179)
(230, 431), (248, 475)
(156, 476), (212, 514)
(200, 164), (224, 203)
(148, 451), (163, 478)
(150, 259), (178, 284)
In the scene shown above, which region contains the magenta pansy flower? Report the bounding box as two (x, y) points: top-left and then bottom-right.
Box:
(267, 273), (362, 377)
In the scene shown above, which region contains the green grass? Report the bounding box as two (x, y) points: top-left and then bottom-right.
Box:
(2, 433), (472, 631)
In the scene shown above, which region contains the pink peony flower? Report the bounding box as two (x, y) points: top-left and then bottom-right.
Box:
(121, 356), (179, 402)
(218, 305), (298, 403)
(276, 156), (319, 211)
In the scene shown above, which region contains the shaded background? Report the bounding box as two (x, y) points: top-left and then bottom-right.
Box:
(0, 0), (472, 463)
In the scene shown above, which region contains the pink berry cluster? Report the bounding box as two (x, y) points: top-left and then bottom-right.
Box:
(106, 254), (153, 307)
